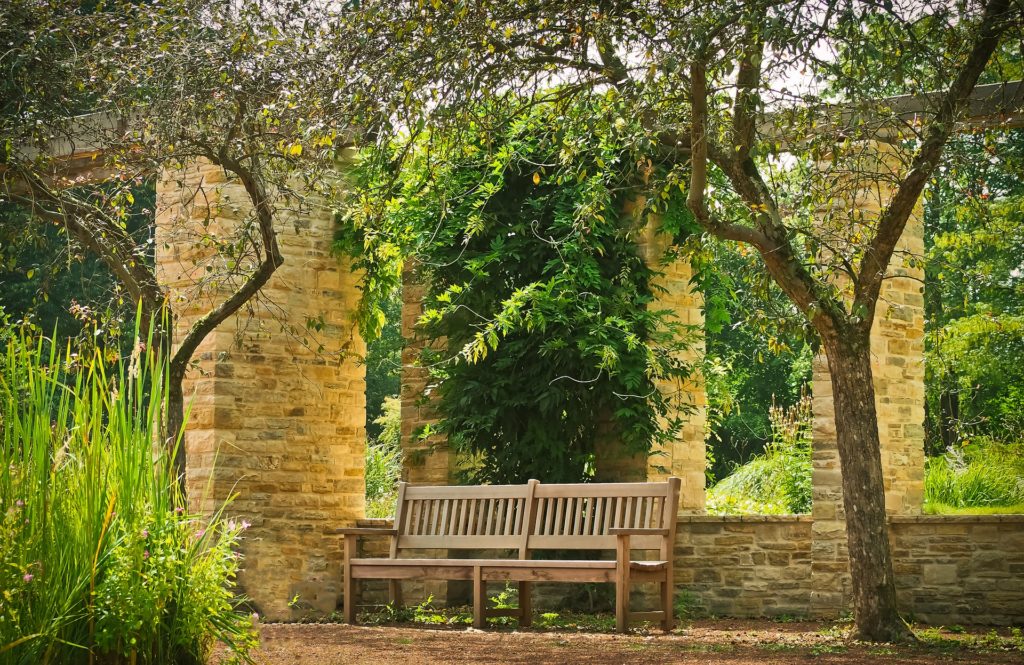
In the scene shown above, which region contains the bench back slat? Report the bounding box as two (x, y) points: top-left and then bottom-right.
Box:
(395, 483), (533, 550)
(390, 478), (679, 554)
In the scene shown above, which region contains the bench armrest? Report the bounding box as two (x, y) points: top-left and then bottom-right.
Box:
(325, 527), (399, 536)
(609, 528), (669, 536)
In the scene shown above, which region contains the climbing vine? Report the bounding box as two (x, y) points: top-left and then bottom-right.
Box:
(340, 94), (700, 483)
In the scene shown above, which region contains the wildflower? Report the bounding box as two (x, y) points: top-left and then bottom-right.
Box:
(23, 573), (33, 583)
(141, 529), (149, 539)
(196, 528), (206, 538)
(241, 520), (251, 530)
(15, 499), (24, 508)
(143, 550), (150, 560)
(175, 506), (185, 514)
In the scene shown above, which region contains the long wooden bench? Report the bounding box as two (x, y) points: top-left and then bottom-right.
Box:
(331, 477), (681, 632)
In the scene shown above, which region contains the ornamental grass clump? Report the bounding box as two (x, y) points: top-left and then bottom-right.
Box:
(707, 392), (813, 515)
(924, 439), (1024, 513)
(0, 326), (256, 664)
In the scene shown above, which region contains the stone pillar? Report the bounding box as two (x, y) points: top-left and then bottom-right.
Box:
(399, 262), (453, 486)
(398, 262), (453, 605)
(637, 214), (707, 513)
(155, 159), (366, 620)
(809, 142), (926, 616)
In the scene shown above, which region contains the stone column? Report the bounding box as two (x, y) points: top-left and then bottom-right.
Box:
(637, 214), (707, 513)
(399, 262), (453, 486)
(809, 142), (926, 616)
(398, 262), (454, 605)
(155, 159), (366, 620)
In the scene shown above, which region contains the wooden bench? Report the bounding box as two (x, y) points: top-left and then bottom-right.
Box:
(331, 477), (681, 632)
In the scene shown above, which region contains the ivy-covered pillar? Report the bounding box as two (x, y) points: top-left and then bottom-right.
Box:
(809, 141), (926, 617)
(637, 209), (707, 514)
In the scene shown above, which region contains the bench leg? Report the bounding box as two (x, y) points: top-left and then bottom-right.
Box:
(661, 578), (674, 631)
(472, 566), (486, 629)
(615, 536), (631, 633)
(342, 535), (356, 624)
(388, 579), (403, 608)
(518, 581), (532, 627)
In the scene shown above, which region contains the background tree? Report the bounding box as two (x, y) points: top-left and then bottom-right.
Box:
(1, 0), (362, 481)
(342, 0), (1023, 640)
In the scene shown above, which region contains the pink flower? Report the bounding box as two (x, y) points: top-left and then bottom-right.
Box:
(15, 500), (24, 508)
(175, 507), (185, 514)
(143, 550), (150, 560)
(23, 573), (33, 583)
(141, 529), (149, 539)
(196, 529), (206, 538)
(241, 520), (251, 530)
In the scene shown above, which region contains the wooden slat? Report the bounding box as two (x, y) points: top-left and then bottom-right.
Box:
(440, 500), (451, 535)
(504, 498), (515, 535)
(553, 497), (565, 535)
(397, 535), (521, 549)
(432, 499), (442, 534)
(405, 484), (527, 499)
(458, 497), (468, 532)
(407, 500), (419, 535)
(483, 497), (495, 532)
(542, 498), (554, 535)
(593, 497), (604, 535)
(527, 534), (665, 550)
(572, 497), (583, 535)
(514, 498), (524, 535)
(391, 482), (408, 558)
(534, 482), (671, 498)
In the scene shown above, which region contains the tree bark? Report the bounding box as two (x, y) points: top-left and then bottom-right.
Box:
(822, 332), (914, 643)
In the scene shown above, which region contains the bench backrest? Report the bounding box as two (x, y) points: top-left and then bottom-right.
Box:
(391, 478), (680, 558)
(529, 480), (679, 551)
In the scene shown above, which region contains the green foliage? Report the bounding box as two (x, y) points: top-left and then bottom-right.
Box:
(364, 290), (402, 441)
(924, 129), (1024, 452)
(701, 238), (814, 481)
(343, 96), (698, 483)
(365, 397), (402, 518)
(707, 392), (813, 515)
(924, 439), (1024, 511)
(0, 183), (156, 352)
(0, 324), (256, 664)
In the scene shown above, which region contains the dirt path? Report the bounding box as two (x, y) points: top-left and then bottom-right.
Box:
(216, 620), (1023, 664)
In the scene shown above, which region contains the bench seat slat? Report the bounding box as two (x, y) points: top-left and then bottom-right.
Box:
(396, 535), (522, 549)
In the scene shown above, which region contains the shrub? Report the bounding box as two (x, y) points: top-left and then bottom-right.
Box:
(364, 396), (401, 518)
(0, 327), (256, 664)
(707, 391), (812, 515)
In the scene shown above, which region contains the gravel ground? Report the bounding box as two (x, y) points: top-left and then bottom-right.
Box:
(213, 619), (1024, 664)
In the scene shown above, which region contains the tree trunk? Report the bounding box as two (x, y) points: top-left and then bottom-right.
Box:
(822, 333), (914, 643)
(939, 389), (960, 451)
(167, 367), (188, 489)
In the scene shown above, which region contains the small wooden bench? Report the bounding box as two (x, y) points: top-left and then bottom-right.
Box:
(331, 477), (681, 632)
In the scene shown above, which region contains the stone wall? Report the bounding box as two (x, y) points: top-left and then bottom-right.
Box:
(889, 515), (1024, 625)
(675, 516), (813, 618)
(155, 159), (366, 620)
(671, 515), (1024, 625)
